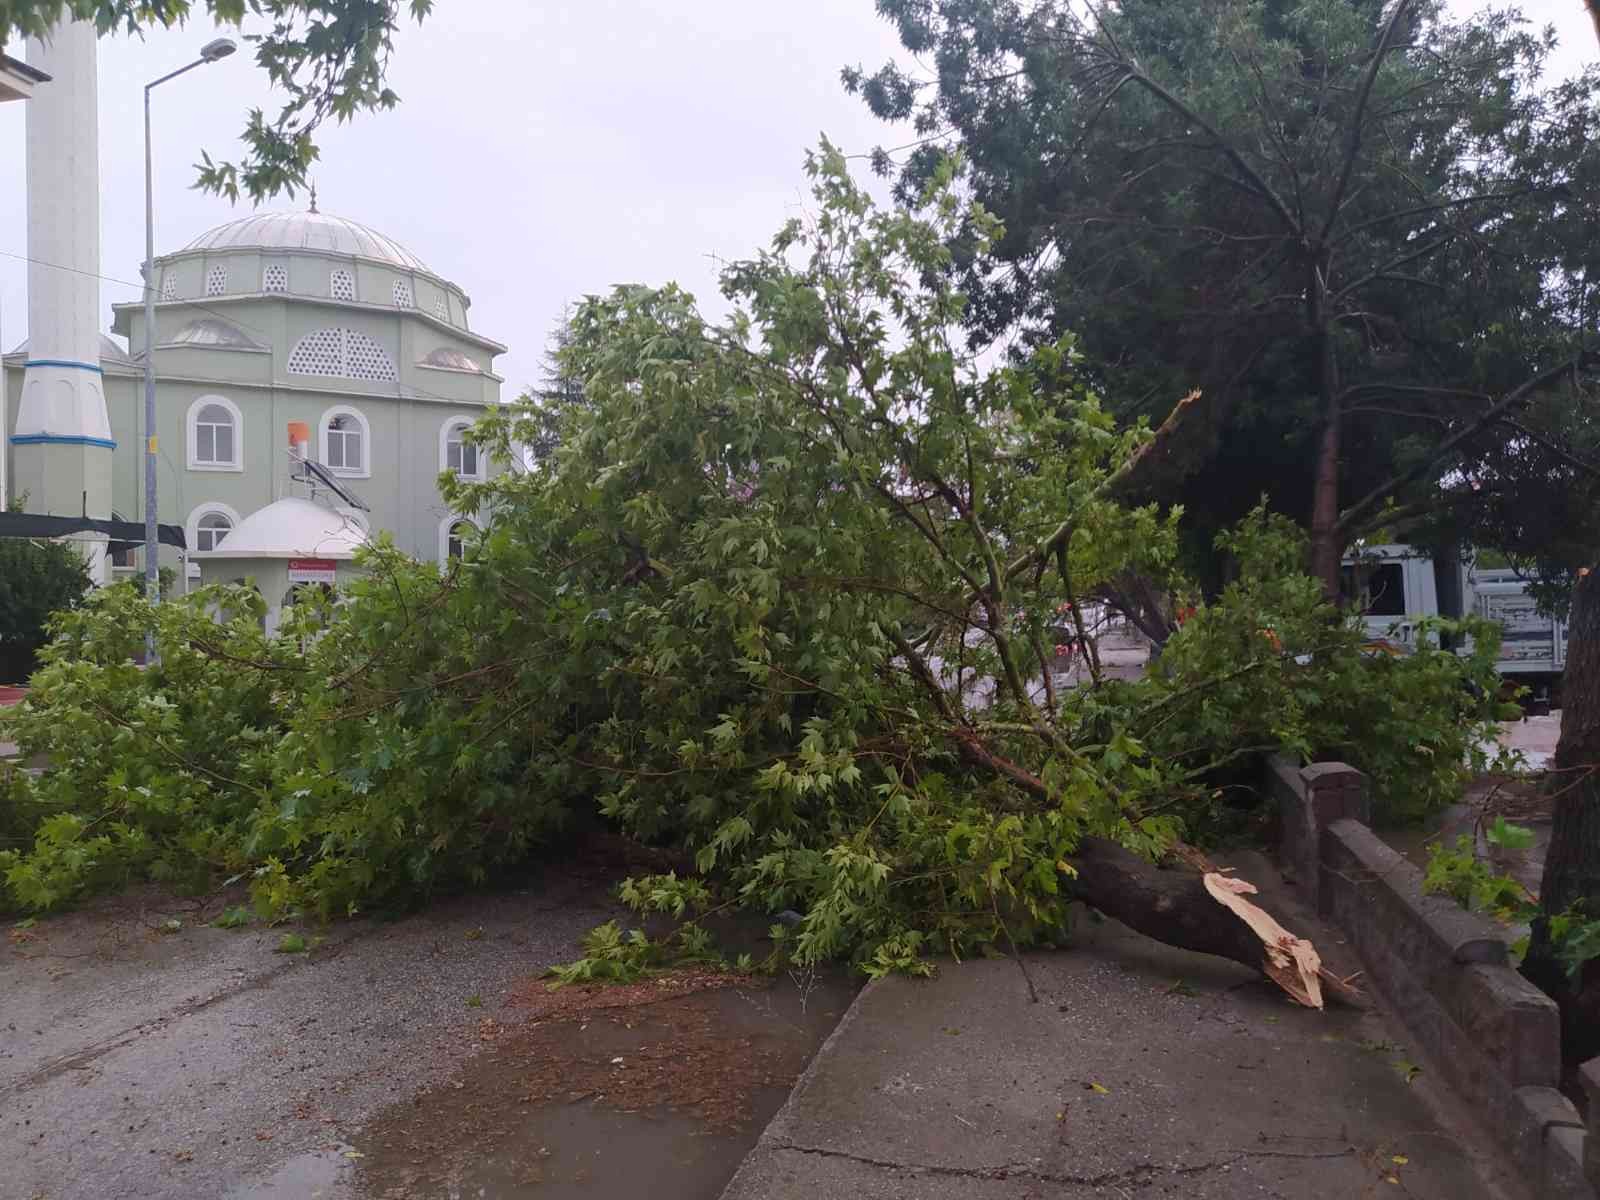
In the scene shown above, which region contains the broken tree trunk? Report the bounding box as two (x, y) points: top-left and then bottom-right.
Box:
(1069, 836), (1360, 1010)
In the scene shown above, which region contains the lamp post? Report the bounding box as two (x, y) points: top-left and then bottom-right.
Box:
(143, 36), (236, 661)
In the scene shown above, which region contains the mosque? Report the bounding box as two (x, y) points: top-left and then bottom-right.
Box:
(1, 21), (508, 624)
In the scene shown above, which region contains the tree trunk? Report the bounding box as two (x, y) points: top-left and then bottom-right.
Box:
(1522, 568), (1600, 1060)
(1307, 273), (1345, 599)
(1069, 836), (1359, 1008)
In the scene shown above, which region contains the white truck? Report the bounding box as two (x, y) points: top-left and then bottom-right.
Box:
(1342, 544), (1568, 702)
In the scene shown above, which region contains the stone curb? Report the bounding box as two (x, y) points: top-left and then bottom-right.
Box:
(1270, 756), (1596, 1200)
(718, 975), (887, 1199)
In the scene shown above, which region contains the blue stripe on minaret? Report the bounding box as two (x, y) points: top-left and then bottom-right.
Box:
(10, 434), (117, 449)
(22, 358), (104, 374)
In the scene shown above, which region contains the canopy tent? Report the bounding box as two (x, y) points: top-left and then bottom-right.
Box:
(0, 512), (186, 550)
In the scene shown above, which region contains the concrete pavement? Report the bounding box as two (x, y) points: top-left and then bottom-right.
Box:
(723, 856), (1534, 1200)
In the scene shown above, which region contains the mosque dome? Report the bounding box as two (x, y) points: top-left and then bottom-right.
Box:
(198, 497), (369, 560)
(182, 210), (433, 275)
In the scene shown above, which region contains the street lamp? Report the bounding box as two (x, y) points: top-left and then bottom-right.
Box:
(142, 36), (236, 660)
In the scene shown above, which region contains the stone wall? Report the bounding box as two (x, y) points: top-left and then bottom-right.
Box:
(1267, 756), (1596, 1199)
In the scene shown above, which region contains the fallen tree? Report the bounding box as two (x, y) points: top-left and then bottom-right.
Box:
(0, 150), (1509, 1002)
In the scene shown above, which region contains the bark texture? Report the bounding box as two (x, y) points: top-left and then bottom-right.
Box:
(1523, 567), (1600, 1061)
(1070, 836), (1358, 1007)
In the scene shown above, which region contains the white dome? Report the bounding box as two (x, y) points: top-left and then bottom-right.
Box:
(182, 210), (433, 274)
(199, 497), (368, 560)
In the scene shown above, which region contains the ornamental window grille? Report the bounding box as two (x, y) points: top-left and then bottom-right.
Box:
(287, 328), (396, 381)
(325, 413), (365, 473)
(433, 295), (449, 321)
(393, 280), (414, 307)
(263, 264), (288, 292)
(206, 264), (228, 296)
(330, 268), (355, 301)
(195, 511), (232, 552)
(194, 402), (236, 466)
(161, 274), (178, 301)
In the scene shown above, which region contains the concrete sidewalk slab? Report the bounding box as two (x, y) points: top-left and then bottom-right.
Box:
(724, 879), (1531, 1199)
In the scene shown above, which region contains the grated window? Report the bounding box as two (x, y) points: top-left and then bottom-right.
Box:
(287, 327), (396, 382)
(161, 273), (178, 301)
(263, 264), (288, 292)
(330, 268), (355, 301)
(393, 280), (414, 307)
(433, 295), (449, 321)
(206, 264), (228, 297)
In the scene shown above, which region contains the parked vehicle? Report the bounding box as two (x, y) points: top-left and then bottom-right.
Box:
(1342, 544), (1567, 704)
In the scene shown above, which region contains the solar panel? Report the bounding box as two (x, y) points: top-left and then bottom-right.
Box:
(289, 449), (371, 511)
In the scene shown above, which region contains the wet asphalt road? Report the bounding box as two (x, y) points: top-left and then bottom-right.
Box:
(2, 870), (624, 1200)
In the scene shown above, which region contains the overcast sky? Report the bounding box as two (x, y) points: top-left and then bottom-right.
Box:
(0, 0), (1594, 395)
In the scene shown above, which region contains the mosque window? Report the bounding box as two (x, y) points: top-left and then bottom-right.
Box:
(433, 295), (449, 321)
(206, 264), (228, 297)
(441, 516), (475, 565)
(330, 268), (356, 301)
(441, 418), (482, 479)
(195, 511), (233, 552)
(320, 406), (370, 477)
(187, 503), (241, 554)
(263, 264), (288, 292)
(287, 328), (397, 382)
(186, 395), (243, 471)
(393, 280), (414, 307)
(161, 274), (178, 301)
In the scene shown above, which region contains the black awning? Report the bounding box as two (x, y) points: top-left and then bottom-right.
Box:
(0, 512), (186, 550)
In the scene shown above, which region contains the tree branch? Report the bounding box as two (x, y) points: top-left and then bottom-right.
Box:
(1320, 0), (1419, 244)
(1337, 353), (1597, 536)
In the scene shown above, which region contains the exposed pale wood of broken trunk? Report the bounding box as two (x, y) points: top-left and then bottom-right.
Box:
(1203, 873), (1323, 1009)
(1067, 836), (1364, 1010)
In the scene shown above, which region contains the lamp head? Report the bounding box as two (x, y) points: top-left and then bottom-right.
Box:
(200, 38), (237, 62)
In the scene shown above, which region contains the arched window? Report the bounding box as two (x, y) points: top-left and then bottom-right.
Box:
(187, 503), (241, 554)
(330, 268), (355, 301)
(319, 405), (370, 477)
(393, 279), (413, 307)
(440, 418), (482, 479)
(262, 264), (288, 292)
(287, 327), (396, 382)
(186, 395), (243, 471)
(161, 273), (178, 301)
(440, 515), (476, 565)
(206, 264), (228, 297)
(196, 512), (232, 552)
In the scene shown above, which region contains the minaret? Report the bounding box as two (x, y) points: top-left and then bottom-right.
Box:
(13, 19), (111, 582)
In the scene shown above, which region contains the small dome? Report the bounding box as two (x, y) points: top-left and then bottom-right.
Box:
(7, 333), (133, 365)
(181, 210), (433, 274)
(198, 497), (368, 560)
(419, 347), (481, 372)
(166, 318), (263, 349)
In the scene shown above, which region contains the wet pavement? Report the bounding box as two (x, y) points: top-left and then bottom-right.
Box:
(723, 851), (1536, 1200)
(1, 851), (852, 1200)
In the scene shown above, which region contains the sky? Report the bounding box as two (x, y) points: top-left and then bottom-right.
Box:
(0, 0), (1595, 396)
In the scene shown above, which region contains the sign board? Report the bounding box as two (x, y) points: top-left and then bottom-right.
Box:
(287, 558), (337, 585)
